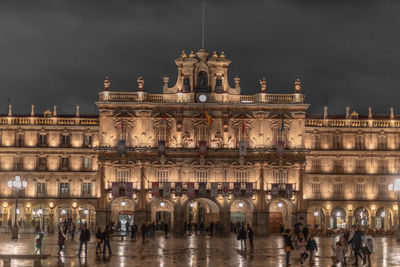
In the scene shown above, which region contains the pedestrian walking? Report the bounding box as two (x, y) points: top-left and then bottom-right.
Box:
(306, 235), (318, 264)
(333, 241), (346, 266)
(70, 223), (76, 240)
(131, 223), (137, 240)
(297, 237), (308, 264)
(163, 222), (169, 238)
(141, 223), (146, 244)
(247, 224), (254, 252)
(349, 225), (365, 266)
(339, 236), (349, 266)
(35, 232), (44, 254)
(103, 225), (112, 255)
(95, 227), (103, 255)
(283, 229), (293, 266)
(302, 225), (309, 240)
(77, 224), (90, 257)
(57, 229), (66, 255)
(238, 225), (247, 250)
(361, 237), (373, 266)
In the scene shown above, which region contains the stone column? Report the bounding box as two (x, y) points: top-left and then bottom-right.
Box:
(325, 215), (331, 230)
(48, 212), (55, 233)
(135, 163), (151, 231)
(348, 216), (353, 228)
(96, 162), (110, 228)
(174, 197), (184, 236)
(219, 198), (231, 235)
(370, 216), (376, 229)
(1, 208), (7, 227)
(254, 164), (269, 235)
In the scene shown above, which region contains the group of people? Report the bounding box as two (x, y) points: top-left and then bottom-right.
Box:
(283, 228), (318, 266)
(236, 223), (254, 252)
(282, 224), (374, 266)
(184, 221), (221, 235)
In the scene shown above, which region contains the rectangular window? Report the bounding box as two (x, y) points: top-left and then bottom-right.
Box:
(61, 135), (70, 146)
(61, 157), (69, 168)
(157, 125), (168, 141)
(59, 182), (69, 195)
(236, 171), (249, 183)
(82, 182), (92, 196)
(356, 184), (365, 198)
(273, 170), (288, 184)
(196, 170), (209, 183)
(117, 169), (130, 182)
(311, 183), (320, 194)
(38, 157), (47, 170)
(334, 183), (343, 198)
(156, 170), (169, 183)
(379, 184), (388, 197)
(37, 182), (47, 196)
(84, 135), (92, 146)
(83, 157), (92, 170)
(39, 134), (47, 146)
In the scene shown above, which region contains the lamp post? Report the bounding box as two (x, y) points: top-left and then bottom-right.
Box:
(8, 175), (27, 239)
(394, 179), (400, 242)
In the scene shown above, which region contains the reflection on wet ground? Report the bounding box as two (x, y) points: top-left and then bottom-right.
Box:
(0, 233), (399, 266)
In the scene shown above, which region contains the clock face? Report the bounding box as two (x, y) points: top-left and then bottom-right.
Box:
(198, 94), (207, 102)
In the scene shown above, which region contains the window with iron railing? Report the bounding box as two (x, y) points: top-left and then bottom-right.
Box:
(61, 135), (70, 147)
(356, 184), (365, 199)
(196, 170), (209, 183)
(117, 169), (130, 182)
(311, 183), (321, 198)
(378, 184), (388, 199)
(59, 182), (69, 196)
(39, 134), (47, 146)
(61, 157), (69, 169)
(273, 170), (288, 184)
(82, 157), (92, 170)
(83, 135), (92, 147)
(81, 182), (92, 196)
(333, 183), (344, 199)
(156, 170), (169, 183)
(236, 171), (248, 183)
(37, 182), (47, 196)
(37, 157), (47, 170)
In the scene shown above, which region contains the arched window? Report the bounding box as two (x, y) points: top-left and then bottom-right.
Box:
(215, 75), (223, 93)
(196, 71), (209, 92)
(183, 76), (191, 93)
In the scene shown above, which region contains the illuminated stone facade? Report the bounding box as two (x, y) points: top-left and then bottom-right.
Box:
(0, 49), (397, 234)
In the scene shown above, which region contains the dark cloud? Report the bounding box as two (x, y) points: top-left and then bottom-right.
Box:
(0, 0), (399, 115)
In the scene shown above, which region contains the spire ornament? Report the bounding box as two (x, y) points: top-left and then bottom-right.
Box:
(294, 78), (302, 93)
(104, 76), (110, 91)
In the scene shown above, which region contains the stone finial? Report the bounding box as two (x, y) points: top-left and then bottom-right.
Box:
(76, 105), (80, 117)
(390, 107), (394, 119)
(180, 50), (187, 59)
(212, 51), (218, 58)
(346, 106), (350, 119)
(219, 51), (226, 58)
(188, 50), (195, 58)
(368, 106), (372, 119)
(53, 105), (57, 117)
(259, 78), (267, 93)
(8, 104), (12, 116)
(324, 106), (328, 120)
(31, 104), (35, 116)
(294, 78), (302, 93)
(137, 76), (144, 91)
(163, 76), (169, 89)
(234, 76), (240, 90)
(104, 76), (110, 91)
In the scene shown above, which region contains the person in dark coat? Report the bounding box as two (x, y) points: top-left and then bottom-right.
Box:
(163, 222), (169, 238)
(141, 223), (146, 244)
(283, 229), (293, 266)
(131, 223), (137, 240)
(238, 224), (247, 250)
(302, 226), (309, 240)
(349, 225), (365, 265)
(95, 227), (103, 255)
(247, 224), (254, 252)
(57, 229), (65, 255)
(103, 225), (112, 255)
(306, 235), (318, 264)
(78, 224), (90, 257)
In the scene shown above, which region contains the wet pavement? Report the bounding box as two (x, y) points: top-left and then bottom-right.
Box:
(0, 232), (400, 266)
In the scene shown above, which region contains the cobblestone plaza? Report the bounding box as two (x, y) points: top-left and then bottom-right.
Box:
(0, 233), (399, 266)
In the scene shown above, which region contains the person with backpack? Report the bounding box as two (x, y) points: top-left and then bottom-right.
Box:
(78, 224), (90, 257)
(283, 229), (293, 266)
(95, 227), (103, 255)
(35, 232), (44, 254)
(306, 235), (318, 264)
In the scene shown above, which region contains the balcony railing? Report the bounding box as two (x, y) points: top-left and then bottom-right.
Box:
(306, 118), (400, 128)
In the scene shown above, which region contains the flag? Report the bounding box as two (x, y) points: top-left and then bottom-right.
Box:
(210, 182), (218, 198)
(222, 182), (230, 197)
(199, 182), (207, 196)
(280, 118), (285, 132)
(286, 184), (293, 199)
(112, 182), (119, 198)
(152, 182), (159, 197)
(175, 182), (182, 197)
(242, 118), (245, 134)
(233, 182), (241, 197)
(125, 182), (133, 197)
(121, 119), (124, 132)
(117, 140), (126, 155)
(271, 184), (279, 198)
(163, 182), (171, 197)
(246, 182), (253, 197)
(199, 141), (207, 155)
(204, 110), (212, 125)
(161, 113), (171, 132)
(187, 182), (195, 197)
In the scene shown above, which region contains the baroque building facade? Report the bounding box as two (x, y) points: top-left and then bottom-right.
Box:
(0, 49), (398, 234)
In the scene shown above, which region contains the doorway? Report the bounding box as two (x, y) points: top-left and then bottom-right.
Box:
(269, 212), (283, 233)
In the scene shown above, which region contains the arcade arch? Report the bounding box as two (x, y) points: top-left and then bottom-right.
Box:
(184, 198), (220, 227)
(111, 198), (135, 231)
(151, 198), (174, 230)
(268, 198), (294, 233)
(230, 199), (253, 226)
(330, 206), (346, 229)
(307, 206), (325, 230)
(376, 207), (393, 230)
(353, 207), (370, 228)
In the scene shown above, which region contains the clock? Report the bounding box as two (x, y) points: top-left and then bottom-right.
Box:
(198, 94), (207, 103)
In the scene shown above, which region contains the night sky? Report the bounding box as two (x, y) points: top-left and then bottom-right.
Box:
(1, 0), (399, 115)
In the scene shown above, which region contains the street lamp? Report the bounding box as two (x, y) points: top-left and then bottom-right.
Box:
(8, 175), (27, 239)
(394, 179), (400, 242)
